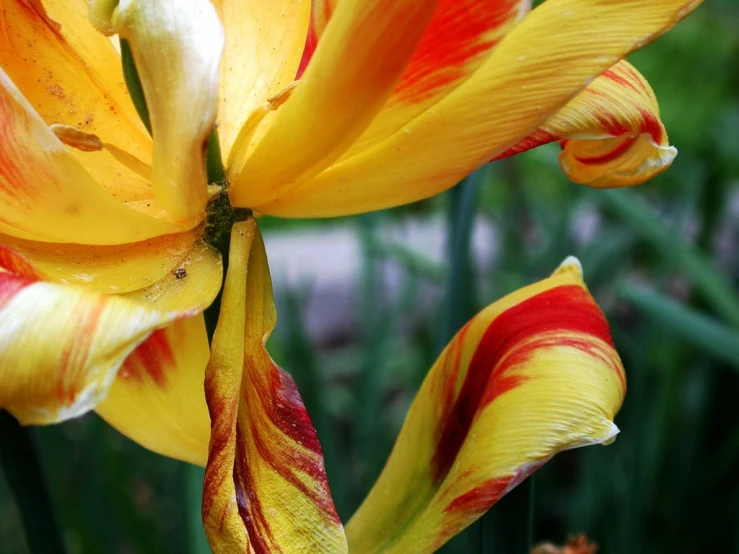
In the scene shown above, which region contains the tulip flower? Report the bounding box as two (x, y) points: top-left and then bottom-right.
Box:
(0, 0), (699, 552)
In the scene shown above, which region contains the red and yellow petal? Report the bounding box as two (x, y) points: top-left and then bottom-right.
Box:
(0, 69), (183, 244)
(212, 0), (311, 161)
(202, 219), (346, 553)
(345, 0), (531, 156)
(91, 0), (223, 222)
(0, 0), (154, 202)
(0, 246), (210, 426)
(96, 315), (211, 466)
(346, 258), (625, 554)
(495, 60), (676, 187)
(228, 0), (440, 209)
(253, 0), (701, 218)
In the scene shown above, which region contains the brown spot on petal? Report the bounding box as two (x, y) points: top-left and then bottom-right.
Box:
(50, 123), (103, 152)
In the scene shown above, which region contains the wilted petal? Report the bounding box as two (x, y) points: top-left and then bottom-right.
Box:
(91, 0), (224, 221)
(496, 60), (676, 187)
(253, 0), (701, 217)
(202, 219), (346, 553)
(0, 246), (217, 425)
(346, 258), (625, 554)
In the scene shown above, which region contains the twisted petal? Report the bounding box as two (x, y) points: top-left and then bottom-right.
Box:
(346, 258), (626, 554)
(0, 244), (219, 425)
(252, 0), (701, 218)
(228, 0), (440, 208)
(0, 0), (154, 203)
(202, 219), (346, 553)
(212, 0), (310, 160)
(0, 69), (180, 244)
(91, 0), (224, 221)
(495, 60), (676, 187)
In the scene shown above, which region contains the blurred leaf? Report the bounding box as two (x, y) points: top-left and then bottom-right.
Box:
(595, 189), (739, 327)
(0, 412), (66, 554)
(618, 282), (739, 369)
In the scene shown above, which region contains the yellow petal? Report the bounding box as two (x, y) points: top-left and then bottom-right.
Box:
(202, 219), (346, 553)
(91, 0), (224, 221)
(228, 0), (440, 209)
(496, 60), (676, 187)
(0, 0), (154, 203)
(212, 0), (310, 160)
(0, 230), (201, 294)
(253, 0), (702, 218)
(0, 69), (184, 244)
(96, 315), (211, 466)
(120, 240), (223, 314)
(346, 257), (625, 554)
(0, 246), (212, 425)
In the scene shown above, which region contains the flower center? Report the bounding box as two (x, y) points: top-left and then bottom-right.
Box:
(203, 187), (250, 255)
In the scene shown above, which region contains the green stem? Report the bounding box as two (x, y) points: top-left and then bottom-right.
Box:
(120, 39), (151, 134)
(0, 411), (67, 554)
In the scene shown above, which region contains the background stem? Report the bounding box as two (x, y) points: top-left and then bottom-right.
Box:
(0, 411), (67, 554)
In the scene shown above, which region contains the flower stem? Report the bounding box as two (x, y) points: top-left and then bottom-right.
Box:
(0, 411), (67, 554)
(120, 39), (151, 134)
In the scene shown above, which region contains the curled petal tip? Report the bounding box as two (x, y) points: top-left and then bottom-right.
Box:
(553, 256), (583, 279)
(94, 0), (224, 221)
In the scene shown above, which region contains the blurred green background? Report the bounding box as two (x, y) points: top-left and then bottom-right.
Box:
(2, 2), (738, 553)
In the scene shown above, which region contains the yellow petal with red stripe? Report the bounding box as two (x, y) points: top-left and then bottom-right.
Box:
(346, 257), (625, 554)
(228, 0), (439, 209)
(0, 0), (154, 203)
(202, 219), (346, 553)
(212, 0), (310, 160)
(0, 69), (182, 244)
(495, 60), (676, 187)
(253, 0), (701, 218)
(0, 246), (214, 426)
(0, 230), (201, 294)
(96, 315), (211, 466)
(91, 0), (224, 222)
(345, 0), (531, 156)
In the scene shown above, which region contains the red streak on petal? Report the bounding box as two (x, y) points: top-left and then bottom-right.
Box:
(57, 300), (103, 405)
(443, 476), (512, 514)
(234, 426), (274, 554)
(295, 15), (318, 79)
(394, 0), (514, 103)
(574, 136), (638, 166)
(431, 285), (618, 481)
(639, 108), (663, 144)
(0, 272), (35, 308)
(601, 68), (639, 93)
(119, 328), (174, 386)
(252, 360), (341, 524)
(0, 246), (41, 279)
